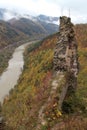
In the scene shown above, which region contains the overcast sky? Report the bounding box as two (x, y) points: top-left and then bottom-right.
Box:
(0, 0), (87, 23)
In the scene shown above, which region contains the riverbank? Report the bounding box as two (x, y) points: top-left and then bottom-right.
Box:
(0, 41), (36, 103)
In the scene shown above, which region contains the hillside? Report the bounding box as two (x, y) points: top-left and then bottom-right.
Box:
(0, 14), (58, 76)
(0, 8), (59, 49)
(0, 19), (58, 49)
(1, 20), (87, 130)
(0, 20), (27, 49)
(75, 24), (87, 107)
(0, 20), (28, 75)
(1, 34), (58, 130)
(0, 8), (59, 45)
(0, 8), (59, 41)
(8, 18), (58, 37)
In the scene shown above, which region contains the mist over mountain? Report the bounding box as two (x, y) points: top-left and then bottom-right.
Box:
(37, 14), (59, 24)
(0, 8), (59, 24)
(0, 8), (20, 21)
(8, 18), (58, 36)
(0, 8), (59, 49)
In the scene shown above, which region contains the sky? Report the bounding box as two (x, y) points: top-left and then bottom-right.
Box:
(0, 0), (87, 23)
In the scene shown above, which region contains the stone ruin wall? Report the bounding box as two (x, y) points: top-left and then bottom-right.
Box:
(53, 16), (79, 110)
(54, 16), (78, 78)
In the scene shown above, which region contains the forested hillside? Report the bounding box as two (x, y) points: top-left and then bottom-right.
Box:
(1, 24), (87, 130)
(0, 21), (27, 75)
(9, 18), (58, 37)
(76, 24), (87, 105)
(0, 16), (58, 76)
(1, 33), (58, 130)
(0, 16), (58, 50)
(0, 20), (27, 49)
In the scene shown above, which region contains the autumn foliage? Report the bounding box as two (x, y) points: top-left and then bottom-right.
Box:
(2, 23), (87, 130)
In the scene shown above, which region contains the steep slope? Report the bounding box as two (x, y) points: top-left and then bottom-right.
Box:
(9, 18), (47, 35)
(8, 18), (58, 36)
(1, 18), (87, 130)
(0, 20), (27, 49)
(39, 21), (58, 34)
(0, 18), (56, 49)
(0, 15), (58, 77)
(1, 34), (58, 130)
(75, 24), (87, 47)
(75, 24), (87, 105)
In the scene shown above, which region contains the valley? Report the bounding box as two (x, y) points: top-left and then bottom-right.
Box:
(1, 19), (87, 130)
(0, 8), (87, 130)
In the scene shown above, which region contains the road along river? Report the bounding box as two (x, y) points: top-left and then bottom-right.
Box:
(0, 41), (36, 103)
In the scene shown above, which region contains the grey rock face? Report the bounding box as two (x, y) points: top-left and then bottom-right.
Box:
(54, 16), (78, 77)
(53, 16), (79, 110)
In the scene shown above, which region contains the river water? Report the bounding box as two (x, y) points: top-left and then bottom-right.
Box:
(0, 41), (35, 103)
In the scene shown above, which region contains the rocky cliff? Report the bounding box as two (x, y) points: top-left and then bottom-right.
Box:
(53, 16), (79, 111)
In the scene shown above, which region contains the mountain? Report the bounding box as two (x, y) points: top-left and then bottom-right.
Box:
(0, 17), (58, 49)
(8, 18), (58, 36)
(37, 14), (59, 24)
(0, 20), (28, 48)
(0, 8), (59, 24)
(0, 8), (59, 49)
(0, 8), (59, 47)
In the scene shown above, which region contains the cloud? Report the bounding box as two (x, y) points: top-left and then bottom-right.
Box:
(0, 0), (87, 23)
(0, 0), (59, 16)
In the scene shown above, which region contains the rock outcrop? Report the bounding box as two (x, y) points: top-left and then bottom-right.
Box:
(54, 16), (78, 76)
(53, 16), (79, 110)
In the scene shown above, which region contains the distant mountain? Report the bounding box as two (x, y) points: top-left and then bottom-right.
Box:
(0, 8), (59, 48)
(0, 20), (27, 48)
(0, 8), (59, 25)
(8, 18), (58, 36)
(37, 14), (59, 24)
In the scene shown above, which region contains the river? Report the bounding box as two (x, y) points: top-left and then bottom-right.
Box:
(0, 41), (35, 103)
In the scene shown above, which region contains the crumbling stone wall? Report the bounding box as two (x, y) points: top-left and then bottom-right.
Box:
(53, 16), (79, 110)
(54, 16), (78, 77)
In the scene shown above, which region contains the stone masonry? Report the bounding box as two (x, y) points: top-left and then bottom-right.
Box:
(54, 16), (78, 77)
(53, 16), (79, 110)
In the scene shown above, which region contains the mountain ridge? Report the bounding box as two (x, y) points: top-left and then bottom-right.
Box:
(8, 17), (58, 36)
(0, 8), (59, 24)
(0, 8), (59, 49)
